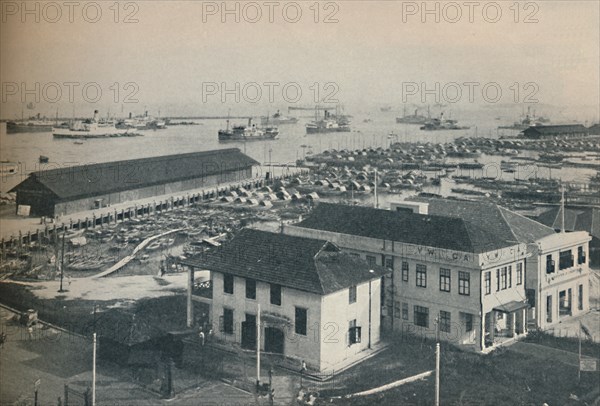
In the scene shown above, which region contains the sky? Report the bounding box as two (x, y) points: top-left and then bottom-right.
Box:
(1, 0), (599, 119)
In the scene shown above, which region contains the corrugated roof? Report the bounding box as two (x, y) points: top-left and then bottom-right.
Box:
(415, 198), (555, 244)
(524, 125), (588, 134)
(294, 203), (513, 253)
(181, 229), (388, 295)
(10, 149), (259, 200)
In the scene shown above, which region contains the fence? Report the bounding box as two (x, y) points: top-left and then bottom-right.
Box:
(63, 384), (91, 406)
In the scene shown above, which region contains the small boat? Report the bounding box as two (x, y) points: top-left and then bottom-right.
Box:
(39, 155), (49, 163)
(146, 241), (163, 251)
(73, 141), (84, 145)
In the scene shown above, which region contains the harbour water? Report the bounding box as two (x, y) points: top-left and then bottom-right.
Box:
(0, 110), (594, 194)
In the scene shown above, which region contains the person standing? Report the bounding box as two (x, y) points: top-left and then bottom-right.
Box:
(199, 329), (205, 346)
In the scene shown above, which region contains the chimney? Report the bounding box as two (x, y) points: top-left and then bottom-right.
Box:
(129, 112), (132, 119)
(93, 110), (99, 121)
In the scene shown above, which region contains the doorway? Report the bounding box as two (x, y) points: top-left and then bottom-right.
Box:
(264, 327), (284, 354)
(241, 314), (256, 350)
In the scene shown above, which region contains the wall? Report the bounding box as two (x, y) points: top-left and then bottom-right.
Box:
(210, 271), (323, 370)
(320, 278), (381, 371)
(528, 232), (591, 330)
(52, 168), (250, 216)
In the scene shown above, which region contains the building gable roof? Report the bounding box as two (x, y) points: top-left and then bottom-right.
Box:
(536, 206), (600, 239)
(9, 149), (259, 200)
(415, 198), (555, 244)
(294, 203), (513, 253)
(182, 228), (387, 295)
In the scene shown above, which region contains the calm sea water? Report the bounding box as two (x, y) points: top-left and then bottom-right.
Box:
(0, 110), (594, 194)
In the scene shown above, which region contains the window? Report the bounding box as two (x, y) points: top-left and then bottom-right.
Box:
(349, 285), (357, 304)
(270, 283), (281, 306)
(484, 271), (491, 295)
(416, 264), (427, 288)
(546, 254), (555, 274)
(402, 303), (409, 320)
(295, 307), (307, 335)
(578, 246), (586, 265)
(508, 266), (512, 288)
(414, 305), (429, 327)
(516, 263), (523, 285)
(402, 261), (409, 282)
(578, 284), (584, 310)
(394, 301), (401, 318)
(222, 308), (234, 334)
(559, 250), (574, 270)
(366, 255), (376, 266)
(500, 267), (507, 290)
(464, 313), (473, 332)
(349, 253), (360, 258)
(439, 268), (451, 292)
(349, 319), (361, 344)
(439, 310), (451, 333)
(458, 271), (470, 296)
(245, 278), (256, 300)
(385, 258), (394, 270)
(496, 268), (500, 291)
(546, 295), (552, 323)
(224, 274), (234, 294)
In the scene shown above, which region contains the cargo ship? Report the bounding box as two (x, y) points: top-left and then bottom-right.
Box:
(6, 121), (53, 133)
(306, 108), (351, 134)
(218, 118), (279, 141)
(420, 113), (470, 131)
(396, 106), (429, 124)
(498, 107), (549, 130)
(260, 110), (298, 125)
(53, 110), (140, 139)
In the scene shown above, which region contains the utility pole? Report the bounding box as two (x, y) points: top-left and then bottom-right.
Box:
(435, 342), (440, 406)
(433, 315), (440, 406)
(59, 228), (66, 292)
(256, 303), (261, 392)
(92, 333), (97, 406)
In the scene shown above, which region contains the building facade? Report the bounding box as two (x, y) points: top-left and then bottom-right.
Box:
(284, 202), (531, 352)
(181, 229), (387, 372)
(415, 197), (593, 332)
(10, 148), (258, 217)
(525, 231), (591, 330)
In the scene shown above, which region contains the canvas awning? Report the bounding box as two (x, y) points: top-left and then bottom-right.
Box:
(493, 301), (529, 314)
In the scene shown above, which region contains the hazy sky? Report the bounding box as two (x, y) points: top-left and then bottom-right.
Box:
(1, 0), (598, 119)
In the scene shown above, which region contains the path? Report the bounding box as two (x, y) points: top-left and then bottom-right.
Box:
(92, 228), (184, 278)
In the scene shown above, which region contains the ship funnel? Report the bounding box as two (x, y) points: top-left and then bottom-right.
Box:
(129, 112), (132, 119)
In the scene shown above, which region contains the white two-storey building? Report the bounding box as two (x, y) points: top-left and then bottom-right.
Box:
(181, 229), (388, 372)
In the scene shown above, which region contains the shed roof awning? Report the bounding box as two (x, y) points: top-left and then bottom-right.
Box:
(493, 301), (530, 314)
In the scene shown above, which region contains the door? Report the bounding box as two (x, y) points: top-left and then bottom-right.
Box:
(264, 327), (284, 354)
(241, 314), (256, 350)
